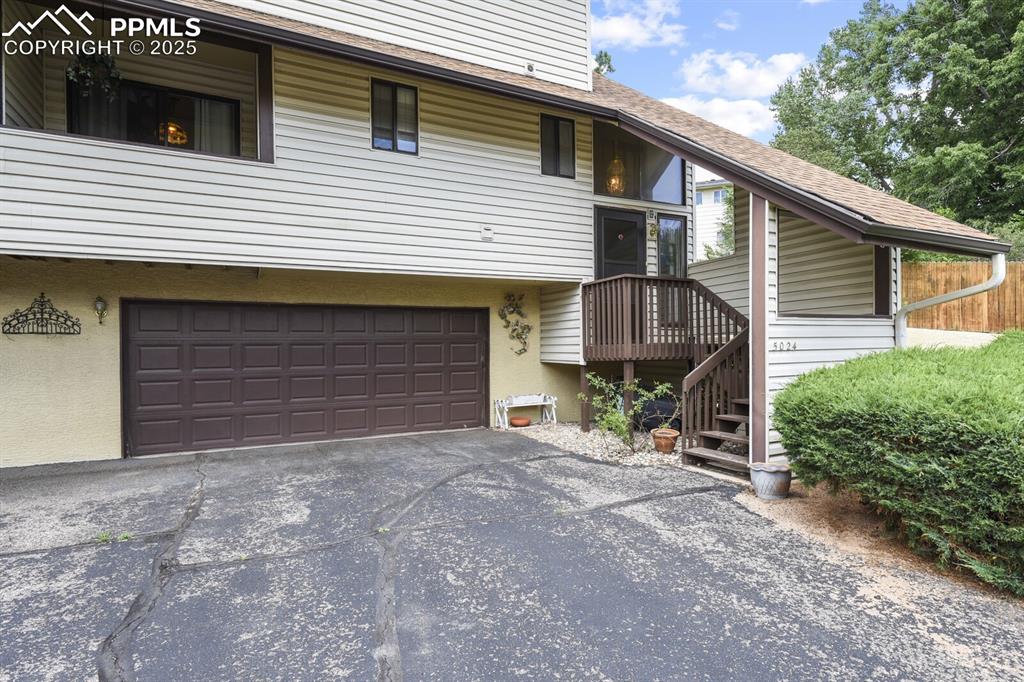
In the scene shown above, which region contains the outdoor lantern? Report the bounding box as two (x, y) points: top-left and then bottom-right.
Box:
(94, 296), (108, 324)
(606, 156), (625, 195)
(160, 121), (189, 146)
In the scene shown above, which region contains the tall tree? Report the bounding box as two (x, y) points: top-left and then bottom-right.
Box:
(770, 0), (1024, 257)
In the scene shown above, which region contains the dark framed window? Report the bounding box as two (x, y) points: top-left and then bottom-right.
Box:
(657, 214), (686, 277)
(593, 121), (683, 204)
(67, 80), (241, 157)
(372, 80), (418, 154)
(540, 114), (575, 178)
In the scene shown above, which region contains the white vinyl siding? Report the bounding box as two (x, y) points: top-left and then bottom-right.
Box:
(777, 210), (875, 315)
(211, 0), (592, 91)
(0, 48), (598, 281)
(688, 188), (750, 315)
(1, 1), (44, 128)
(766, 219), (897, 459)
(540, 283), (583, 364)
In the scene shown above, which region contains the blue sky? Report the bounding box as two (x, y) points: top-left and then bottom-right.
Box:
(592, 0), (906, 149)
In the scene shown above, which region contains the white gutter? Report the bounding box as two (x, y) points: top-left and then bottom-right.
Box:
(895, 253), (1006, 348)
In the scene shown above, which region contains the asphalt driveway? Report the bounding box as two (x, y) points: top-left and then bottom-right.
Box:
(2, 430), (1022, 681)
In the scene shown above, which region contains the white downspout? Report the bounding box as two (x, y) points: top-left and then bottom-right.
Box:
(895, 253), (1006, 348)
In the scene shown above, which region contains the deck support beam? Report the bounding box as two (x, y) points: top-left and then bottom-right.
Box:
(749, 193), (769, 464)
(622, 360), (635, 421)
(580, 365), (591, 432)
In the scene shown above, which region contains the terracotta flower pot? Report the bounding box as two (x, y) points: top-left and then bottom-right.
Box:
(651, 428), (680, 454)
(509, 416), (531, 428)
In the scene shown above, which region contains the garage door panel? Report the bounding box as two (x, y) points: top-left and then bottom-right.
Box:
(242, 377), (281, 403)
(192, 307), (234, 333)
(137, 345), (182, 372)
(193, 345), (234, 370)
(375, 343), (408, 366)
(335, 343), (369, 367)
(289, 344), (327, 369)
(192, 379), (233, 406)
(124, 303), (487, 455)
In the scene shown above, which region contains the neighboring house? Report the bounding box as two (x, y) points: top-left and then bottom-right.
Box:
(0, 0), (1010, 469)
(692, 178), (731, 260)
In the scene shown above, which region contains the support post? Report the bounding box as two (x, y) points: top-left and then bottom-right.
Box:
(750, 193), (769, 464)
(622, 360), (635, 422)
(579, 365), (591, 432)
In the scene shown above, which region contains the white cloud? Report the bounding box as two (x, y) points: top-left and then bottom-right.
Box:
(714, 10), (739, 31)
(592, 0), (686, 50)
(678, 49), (807, 98)
(661, 95), (776, 138)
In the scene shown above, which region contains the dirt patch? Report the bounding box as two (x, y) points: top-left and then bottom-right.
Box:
(737, 480), (1013, 598)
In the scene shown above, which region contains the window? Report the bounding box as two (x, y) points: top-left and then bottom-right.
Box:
(540, 114), (575, 178)
(593, 121), (683, 204)
(68, 80), (240, 156)
(372, 80), (418, 154)
(695, 192), (704, 205)
(657, 215), (685, 277)
(713, 189), (724, 204)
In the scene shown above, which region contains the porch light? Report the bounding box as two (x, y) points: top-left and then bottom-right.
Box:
(94, 296), (108, 324)
(160, 121), (189, 146)
(606, 156), (625, 195)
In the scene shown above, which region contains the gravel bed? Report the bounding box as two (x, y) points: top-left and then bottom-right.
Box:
(505, 422), (685, 467)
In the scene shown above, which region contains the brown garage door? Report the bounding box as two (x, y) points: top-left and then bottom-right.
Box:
(123, 301), (488, 455)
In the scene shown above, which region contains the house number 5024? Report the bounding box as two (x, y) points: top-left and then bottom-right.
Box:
(771, 341), (798, 351)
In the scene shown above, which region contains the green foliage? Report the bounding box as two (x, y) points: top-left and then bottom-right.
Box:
(703, 186), (736, 260)
(95, 531), (113, 543)
(770, 0), (1024, 255)
(773, 332), (1024, 595)
(578, 373), (676, 453)
(594, 50), (615, 75)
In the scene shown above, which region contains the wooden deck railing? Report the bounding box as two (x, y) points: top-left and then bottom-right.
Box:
(681, 329), (749, 449)
(581, 275), (748, 363)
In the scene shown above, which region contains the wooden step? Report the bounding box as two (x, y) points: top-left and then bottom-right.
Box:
(700, 430), (750, 445)
(732, 398), (750, 406)
(716, 413), (749, 424)
(682, 447), (748, 471)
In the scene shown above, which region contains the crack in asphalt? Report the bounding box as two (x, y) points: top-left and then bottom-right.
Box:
(96, 457), (208, 682)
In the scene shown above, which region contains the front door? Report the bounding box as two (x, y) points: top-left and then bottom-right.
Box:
(594, 207), (646, 279)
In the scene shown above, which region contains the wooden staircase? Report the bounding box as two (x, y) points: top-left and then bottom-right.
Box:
(682, 397), (749, 471)
(680, 326), (750, 472)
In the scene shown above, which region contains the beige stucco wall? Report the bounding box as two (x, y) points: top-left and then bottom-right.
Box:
(0, 258), (580, 467)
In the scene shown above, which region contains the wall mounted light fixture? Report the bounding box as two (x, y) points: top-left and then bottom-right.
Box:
(94, 296), (108, 325)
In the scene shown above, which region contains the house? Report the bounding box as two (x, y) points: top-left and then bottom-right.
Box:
(0, 0), (1010, 469)
(692, 178), (731, 260)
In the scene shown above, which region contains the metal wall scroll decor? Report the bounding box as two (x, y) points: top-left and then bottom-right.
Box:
(2, 293), (82, 335)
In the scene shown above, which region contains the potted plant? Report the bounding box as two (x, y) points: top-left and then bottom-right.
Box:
(748, 462), (793, 500)
(650, 425), (680, 454)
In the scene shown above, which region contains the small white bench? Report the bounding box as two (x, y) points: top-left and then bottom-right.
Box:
(494, 393), (557, 429)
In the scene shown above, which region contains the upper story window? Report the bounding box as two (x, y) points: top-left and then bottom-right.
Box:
(68, 81), (240, 157)
(593, 121), (683, 204)
(713, 189), (724, 204)
(372, 80), (418, 154)
(540, 114), (575, 178)
(696, 192), (704, 205)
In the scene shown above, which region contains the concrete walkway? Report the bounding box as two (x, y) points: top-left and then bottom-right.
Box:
(2, 431), (1021, 680)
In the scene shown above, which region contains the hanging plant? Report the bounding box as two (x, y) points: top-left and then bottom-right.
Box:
(498, 293), (533, 356)
(66, 54), (122, 101)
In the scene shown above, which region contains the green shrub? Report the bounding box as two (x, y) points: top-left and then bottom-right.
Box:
(773, 331), (1024, 595)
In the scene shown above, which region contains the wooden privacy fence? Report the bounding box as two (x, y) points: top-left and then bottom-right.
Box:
(902, 262), (1023, 332)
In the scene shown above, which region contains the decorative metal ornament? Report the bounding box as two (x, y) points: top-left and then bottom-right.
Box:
(2, 293), (82, 335)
